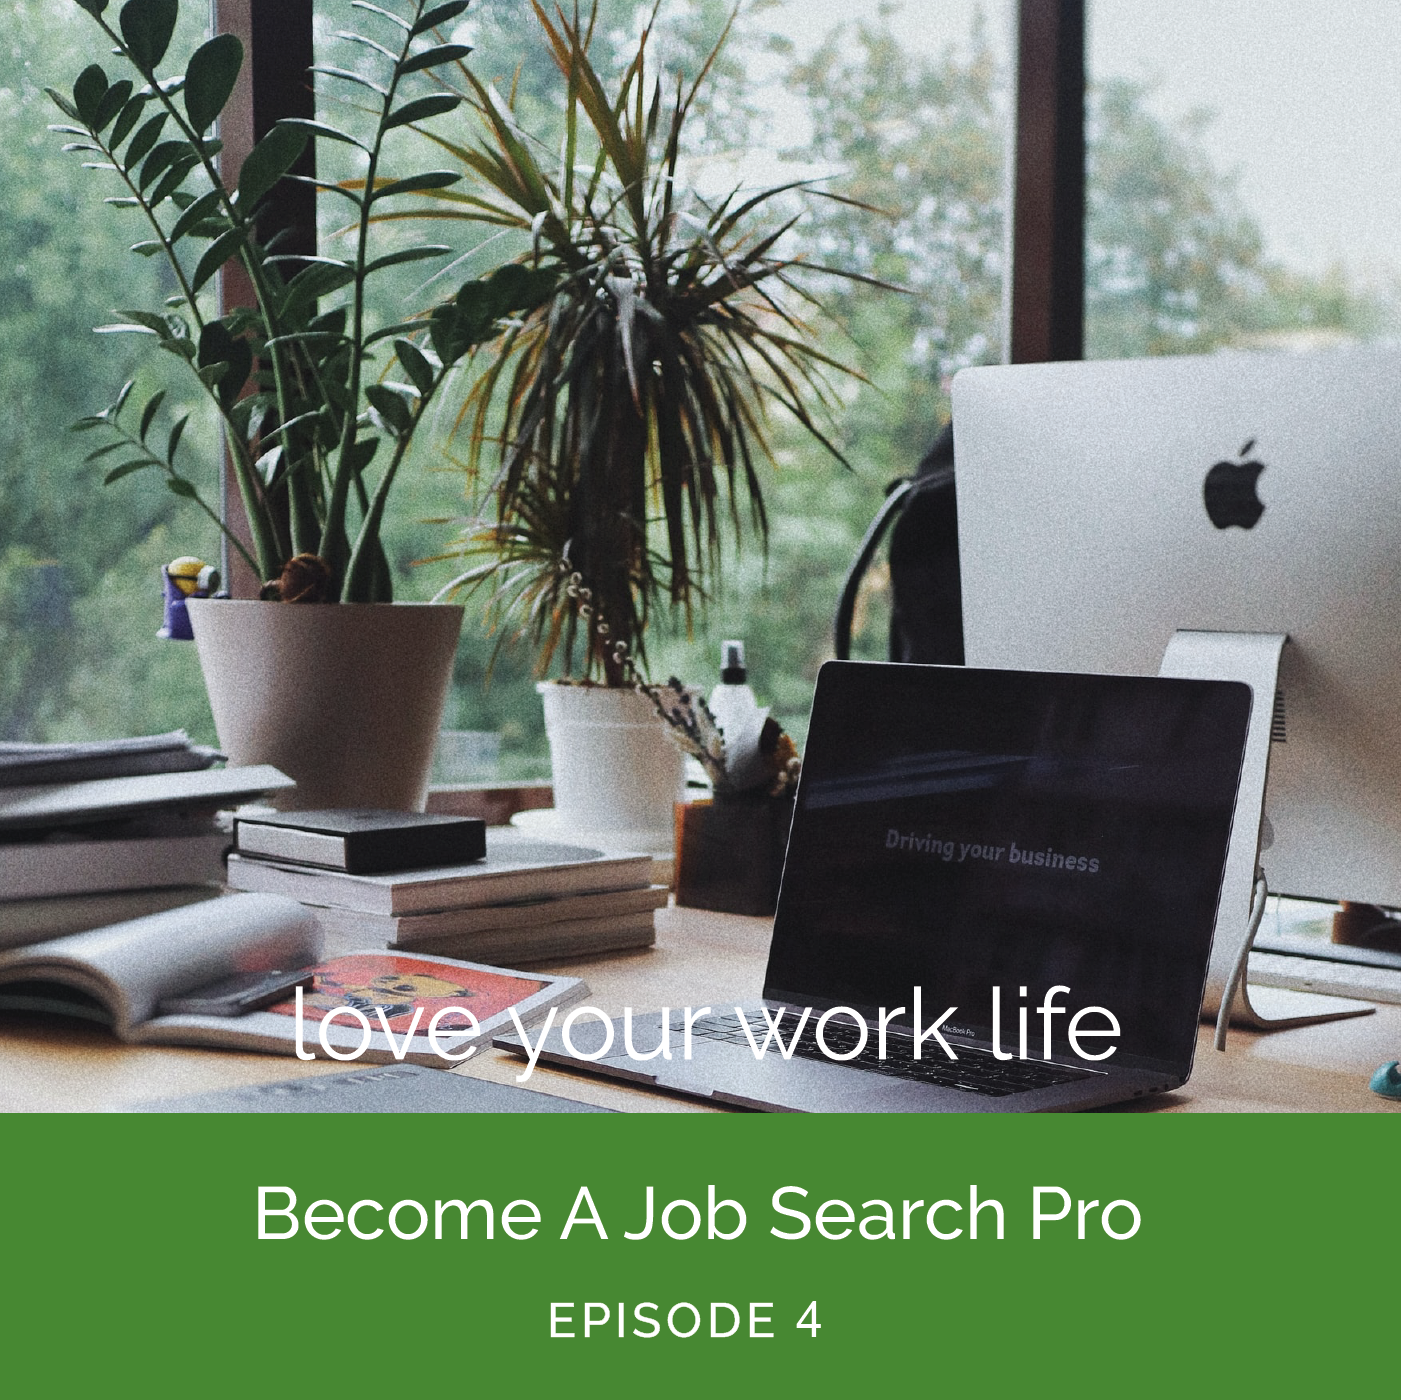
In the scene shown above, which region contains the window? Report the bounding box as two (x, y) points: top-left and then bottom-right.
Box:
(0, 0), (217, 743)
(1087, 0), (1401, 356)
(4, 2), (1059, 763)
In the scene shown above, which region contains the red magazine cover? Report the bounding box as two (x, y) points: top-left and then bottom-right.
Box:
(265, 953), (550, 1033)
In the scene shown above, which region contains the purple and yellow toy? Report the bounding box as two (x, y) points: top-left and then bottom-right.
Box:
(158, 556), (220, 640)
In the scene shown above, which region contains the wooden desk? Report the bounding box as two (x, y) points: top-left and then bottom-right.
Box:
(1, 904), (1398, 1112)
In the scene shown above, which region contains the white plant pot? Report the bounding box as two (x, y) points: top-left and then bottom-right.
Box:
(187, 600), (463, 812)
(537, 681), (685, 847)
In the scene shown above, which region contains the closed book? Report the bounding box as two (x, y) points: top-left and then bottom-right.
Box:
(0, 764), (293, 833)
(226, 837), (653, 916)
(0, 884), (223, 950)
(322, 883), (670, 948)
(391, 910), (659, 965)
(235, 809), (486, 874)
(0, 827), (231, 901)
(0, 731), (221, 788)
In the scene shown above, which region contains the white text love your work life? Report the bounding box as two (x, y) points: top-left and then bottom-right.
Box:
(290, 984), (1121, 1077)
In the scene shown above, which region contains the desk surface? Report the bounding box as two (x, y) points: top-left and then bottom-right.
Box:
(2, 905), (1398, 1112)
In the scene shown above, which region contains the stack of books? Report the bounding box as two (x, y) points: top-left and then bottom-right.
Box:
(0, 734), (293, 949)
(225, 811), (667, 964)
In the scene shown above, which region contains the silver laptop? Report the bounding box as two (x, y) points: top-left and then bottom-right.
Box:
(496, 662), (1251, 1112)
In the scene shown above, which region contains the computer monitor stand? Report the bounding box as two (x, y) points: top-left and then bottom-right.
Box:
(1158, 630), (1374, 1047)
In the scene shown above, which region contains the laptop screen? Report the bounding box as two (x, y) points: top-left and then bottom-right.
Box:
(764, 663), (1251, 1073)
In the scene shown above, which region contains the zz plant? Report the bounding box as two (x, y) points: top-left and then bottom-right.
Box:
(49, 0), (555, 601)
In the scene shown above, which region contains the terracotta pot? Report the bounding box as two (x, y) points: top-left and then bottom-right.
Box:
(536, 681), (685, 846)
(187, 600), (463, 811)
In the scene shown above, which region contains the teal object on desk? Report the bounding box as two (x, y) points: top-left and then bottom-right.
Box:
(1369, 1061), (1401, 1100)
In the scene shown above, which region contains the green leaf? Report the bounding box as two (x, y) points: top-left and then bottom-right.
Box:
(167, 413), (189, 462)
(115, 308), (171, 333)
(346, 437), (380, 474)
(165, 476), (198, 498)
(138, 137), (186, 191)
(119, 0), (179, 72)
(108, 93), (148, 150)
(104, 460), (153, 484)
(363, 319), (425, 346)
(72, 65), (108, 126)
(352, 2), (411, 32)
(45, 88), (81, 121)
(93, 79), (134, 134)
(482, 261), (557, 315)
(396, 44), (471, 77)
(452, 279), (496, 340)
(370, 170), (461, 201)
(123, 112), (166, 168)
(338, 30), (399, 64)
(393, 338), (435, 397)
(130, 240), (163, 256)
(275, 118), (369, 153)
(445, 264), (557, 357)
(157, 336), (197, 361)
(383, 93), (461, 131)
(427, 302), (464, 364)
(94, 323), (158, 335)
(254, 444), (283, 488)
(168, 187), (224, 243)
(363, 244), (450, 274)
(191, 226), (246, 293)
(148, 156), (198, 208)
(412, 2), (470, 36)
(365, 382), (413, 435)
(308, 64), (388, 98)
(237, 123), (308, 210)
(197, 320), (253, 412)
(184, 33), (242, 134)
(83, 440), (127, 463)
(280, 259), (356, 316)
(75, 0), (109, 16)
(138, 389), (166, 441)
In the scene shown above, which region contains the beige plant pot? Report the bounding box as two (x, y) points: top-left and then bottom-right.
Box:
(187, 600), (463, 812)
(537, 681), (686, 848)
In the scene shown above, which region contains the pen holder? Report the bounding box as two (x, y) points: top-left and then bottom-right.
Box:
(674, 791), (795, 917)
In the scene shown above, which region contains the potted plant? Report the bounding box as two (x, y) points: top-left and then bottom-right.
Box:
(49, 0), (555, 808)
(424, 3), (865, 844)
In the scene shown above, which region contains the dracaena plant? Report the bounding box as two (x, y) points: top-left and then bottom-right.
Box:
(49, 0), (556, 602)
(423, 2), (870, 681)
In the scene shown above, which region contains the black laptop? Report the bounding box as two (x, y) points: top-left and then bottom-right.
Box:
(497, 662), (1252, 1111)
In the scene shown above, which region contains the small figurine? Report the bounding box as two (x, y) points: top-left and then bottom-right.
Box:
(159, 556), (220, 640)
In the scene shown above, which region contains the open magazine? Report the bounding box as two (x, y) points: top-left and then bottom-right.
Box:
(0, 893), (586, 1065)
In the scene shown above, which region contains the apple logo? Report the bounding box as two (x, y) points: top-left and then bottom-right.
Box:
(1203, 439), (1265, 529)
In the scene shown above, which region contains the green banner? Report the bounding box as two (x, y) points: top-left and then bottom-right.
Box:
(3, 1113), (1392, 1390)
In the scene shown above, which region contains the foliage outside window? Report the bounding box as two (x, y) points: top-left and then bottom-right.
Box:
(3, 0), (1395, 755)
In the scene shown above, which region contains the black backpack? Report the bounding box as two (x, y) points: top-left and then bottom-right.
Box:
(834, 419), (964, 665)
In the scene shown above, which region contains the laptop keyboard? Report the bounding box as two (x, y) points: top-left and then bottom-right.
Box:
(686, 1013), (1096, 1098)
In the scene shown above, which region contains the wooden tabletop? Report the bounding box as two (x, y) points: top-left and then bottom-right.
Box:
(1, 904), (1398, 1112)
